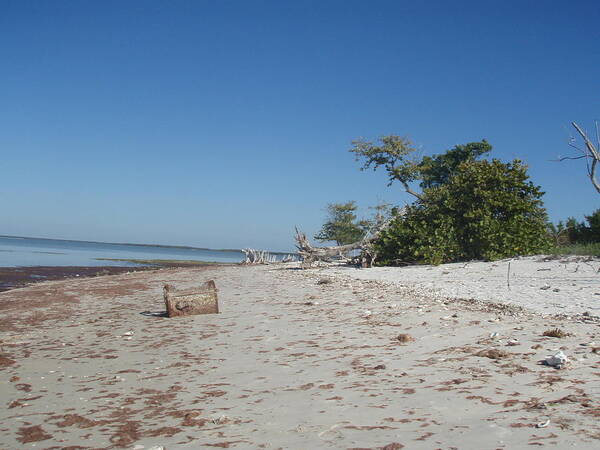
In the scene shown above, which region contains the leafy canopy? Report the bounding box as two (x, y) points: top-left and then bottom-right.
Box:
(314, 201), (370, 246)
(350, 136), (492, 200)
(349, 135), (550, 264)
(418, 140), (492, 189)
(374, 158), (550, 264)
(553, 209), (600, 244)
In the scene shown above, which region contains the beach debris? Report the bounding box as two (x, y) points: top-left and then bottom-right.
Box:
(543, 328), (570, 338)
(536, 419), (550, 428)
(363, 310), (373, 318)
(294, 216), (397, 268)
(317, 278), (333, 285)
(476, 349), (510, 359)
(211, 414), (230, 425)
(123, 331), (133, 336)
(490, 332), (499, 338)
(373, 364), (386, 370)
(163, 281), (219, 317)
(396, 333), (414, 343)
(381, 444), (404, 450)
(242, 248), (278, 264)
(544, 351), (569, 369)
(507, 339), (519, 346)
(540, 285), (551, 290)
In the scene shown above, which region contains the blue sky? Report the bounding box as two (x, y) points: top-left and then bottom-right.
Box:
(1, 0), (599, 251)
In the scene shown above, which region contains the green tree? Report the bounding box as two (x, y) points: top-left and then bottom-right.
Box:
(350, 135), (424, 200)
(560, 209), (600, 244)
(314, 201), (370, 245)
(359, 150), (550, 264)
(584, 209), (600, 242)
(418, 140), (492, 189)
(350, 136), (491, 200)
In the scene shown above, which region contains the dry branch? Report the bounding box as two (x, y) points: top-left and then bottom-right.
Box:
(569, 121), (600, 194)
(242, 248), (277, 264)
(294, 213), (396, 268)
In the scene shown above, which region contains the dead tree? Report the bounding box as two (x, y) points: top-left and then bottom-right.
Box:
(564, 121), (600, 194)
(295, 212), (398, 268)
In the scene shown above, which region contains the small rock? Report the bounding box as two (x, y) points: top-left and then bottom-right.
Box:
(396, 334), (414, 343)
(373, 364), (386, 370)
(540, 285), (551, 290)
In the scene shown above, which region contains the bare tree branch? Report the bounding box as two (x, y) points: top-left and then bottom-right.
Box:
(556, 155), (589, 161)
(294, 213), (397, 268)
(571, 121), (600, 194)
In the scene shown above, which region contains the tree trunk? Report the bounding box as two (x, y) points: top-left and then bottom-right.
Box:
(571, 122), (600, 194)
(294, 219), (392, 268)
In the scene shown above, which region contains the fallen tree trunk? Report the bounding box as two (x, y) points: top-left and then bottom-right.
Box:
(295, 224), (385, 269)
(295, 208), (404, 268)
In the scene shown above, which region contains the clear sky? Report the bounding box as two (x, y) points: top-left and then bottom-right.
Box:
(1, 0), (599, 251)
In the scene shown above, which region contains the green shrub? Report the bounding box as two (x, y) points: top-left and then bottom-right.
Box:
(549, 242), (600, 256)
(374, 159), (551, 264)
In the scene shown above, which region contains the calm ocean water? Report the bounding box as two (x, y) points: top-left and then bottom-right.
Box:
(0, 236), (246, 267)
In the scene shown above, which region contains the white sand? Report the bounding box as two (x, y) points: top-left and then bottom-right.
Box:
(0, 262), (599, 449)
(322, 255), (600, 317)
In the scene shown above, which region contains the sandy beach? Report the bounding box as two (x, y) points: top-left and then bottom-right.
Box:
(1, 259), (599, 449)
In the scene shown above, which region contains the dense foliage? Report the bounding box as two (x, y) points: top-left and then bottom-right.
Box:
(314, 201), (370, 245)
(350, 136), (493, 200)
(418, 140), (492, 189)
(362, 144), (551, 264)
(550, 209), (600, 245)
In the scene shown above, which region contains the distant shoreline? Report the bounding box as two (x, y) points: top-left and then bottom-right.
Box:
(0, 260), (229, 292)
(0, 234), (295, 256)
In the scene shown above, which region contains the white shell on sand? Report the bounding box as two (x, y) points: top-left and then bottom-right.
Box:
(545, 351), (569, 368)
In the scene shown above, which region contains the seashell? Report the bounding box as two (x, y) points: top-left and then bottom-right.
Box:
(536, 419), (550, 428)
(544, 351), (568, 368)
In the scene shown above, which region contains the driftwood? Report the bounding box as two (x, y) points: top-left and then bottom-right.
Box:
(242, 248), (298, 264)
(163, 280), (219, 317)
(295, 225), (387, 269)
(295, 208), (404, 268)
(242, 248), (277, 264)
